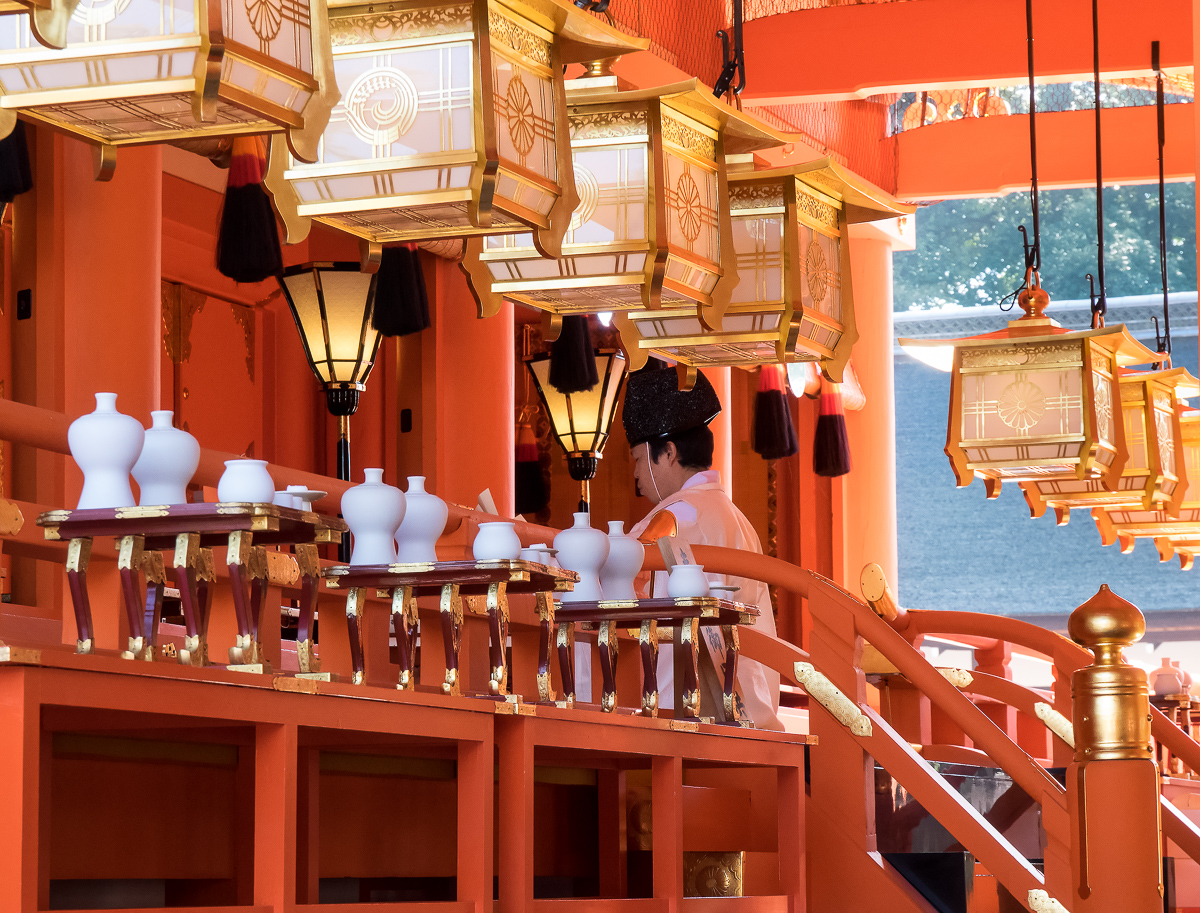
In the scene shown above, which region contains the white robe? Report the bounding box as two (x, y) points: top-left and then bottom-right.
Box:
(629, 471), (783, 730)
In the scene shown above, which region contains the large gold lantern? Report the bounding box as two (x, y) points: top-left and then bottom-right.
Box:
(1020, 367), (1196, 525)
(625, 157), (912, 380)
(526, 347), (625, 511)
(460, 73), (788, 352)
(1094, 408), (1200, 567)
(899, 280), (1162, 499)
(266, 0), (642, 256)
(0, 0), (337, 157)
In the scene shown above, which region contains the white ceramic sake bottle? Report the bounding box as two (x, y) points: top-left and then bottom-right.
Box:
(599, 520), (644, 601)
(217, 459), (275, 503)
(131, 410), (200, 506)
(69, 392), (145, 510)
(342, 468), (406, 566)
(554, 512), (609, 602)
(395, 475), (448, 563)
(473, 521), (521, 561)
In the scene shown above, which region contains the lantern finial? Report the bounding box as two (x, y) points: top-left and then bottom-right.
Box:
(1016, 268), (1050, 321)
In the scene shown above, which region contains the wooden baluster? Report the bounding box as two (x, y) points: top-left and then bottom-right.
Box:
(141, 549), (166, 659)
(556, 620), (576, 707)
(721, 624), (744, 726)
(392, 585), (418, 691)
(440, 583), (462, 696)
(345, 587), (366, 685)
(65, 537), (94, 654)
(247, 545), (270, 668)
(172, 532), (206, 666)
(486, 580), (510, 696)
(226, 530), (256, 665)
(294, 544), (321, 674)
(116, 534), (146, 659)
(639, 619), (659, 717)
(678, 618), (701, 718)
(598, 620), (619, 712)
(534, 591), (555, 703)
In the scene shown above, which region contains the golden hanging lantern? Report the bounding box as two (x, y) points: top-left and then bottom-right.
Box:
(0, 0), (337, 159)
(1019, 366), (1196, 525)
(898, 273), (1163, 499)
(459, 71), (788, 359)
(625, 157), (912, 380)
(266, 0), (643, 256)
(1094, 407), (1200, 568)
(0, 0), (77, 50)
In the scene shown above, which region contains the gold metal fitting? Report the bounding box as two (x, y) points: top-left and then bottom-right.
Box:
(1068, 585), (1153, 762)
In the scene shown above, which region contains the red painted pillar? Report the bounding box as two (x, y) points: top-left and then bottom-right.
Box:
(709, 366), (734, 496)
(56, 139), (162, 650)
(841, 219), (911, 596)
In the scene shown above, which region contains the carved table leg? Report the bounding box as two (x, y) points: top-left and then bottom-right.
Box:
(65, 537), (94, 654)
(345, 587), (366, 685)
(638, 619), (659, 717)
(141, 550), (166, 660)
(117, 535), (148, 660)
(533, 591), (556, 703)
(597, 620), (619, 713)
(172, 533), (207, 665)
(486, 580), (510, 696)
(226, 530), (258, 666)
(246, 546), (269, 668)
(678, 618), (701, 718)
(556, 620), (576, 707)
(294, 543), (321, 674)
(720, 624), (746, 726)
(196, 548), (216, 663)
(440, 583), (462, 696)
(392, 585), (418, 691)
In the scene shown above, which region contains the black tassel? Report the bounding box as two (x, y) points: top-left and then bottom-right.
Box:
(752, 364), (798, 460)
(372, 247), (431, 337)
(216, 136), (282, 284)
(0, 120), (33, 204)
(549, 314), (598, 393)
(813, 377), (851, 477)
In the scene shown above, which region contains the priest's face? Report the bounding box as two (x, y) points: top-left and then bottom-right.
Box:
(632, 441), (689, 504)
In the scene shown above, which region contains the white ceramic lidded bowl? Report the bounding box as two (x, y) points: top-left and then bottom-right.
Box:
(217, 459), (275, 504)
(473, 521), (521, 561)
(69, 392), (145, 510)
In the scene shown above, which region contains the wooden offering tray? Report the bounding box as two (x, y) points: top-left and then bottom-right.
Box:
(37, 503), (347, 673)
(554, 597), (759, 724)
(322, 559), (578, 698)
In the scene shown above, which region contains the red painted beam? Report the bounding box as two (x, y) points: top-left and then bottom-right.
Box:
(742, 0), (1192, 104)
(895, 103), (1195, 200)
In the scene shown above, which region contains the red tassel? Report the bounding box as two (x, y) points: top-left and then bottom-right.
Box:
(752, 364), (798, 460)
(515, 422), (547, 515)
(813, 376), (851, 477)
(217, 135), (282, 283)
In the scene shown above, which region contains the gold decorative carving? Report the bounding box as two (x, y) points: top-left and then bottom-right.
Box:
(569, 163), (599, 231)
(1091, 349), (1110, 374)
(345, 68), (419, 145)
(1034, 701), (1075, 748)
(660, 115), (716, 160)
(805, 238), (829, 304)
(230, 303), (256, 382)
(161, 281), (207, 365)
(683, 852), (744, 898)
(959, 341), (1081, 369)
(675, 172), (702, 242)
(729, 182), (784, 210)
(487, 9), (550, 67)
(1157, 410), (1175, 474)
(569, 110), (648, 142)
(793, 661), (872, 736)
(506, 74), (536, 156)
(938, 667), (973, 688)
(1154, 390), (1174, 411)
(1093, 375), (1112, 441)
(795, 190), (839, 232)
(996, 380), (1046, 432)
(329, 4), (471, 46)
(246, 0), (284, 43)
(1028, 890), (1070, 913)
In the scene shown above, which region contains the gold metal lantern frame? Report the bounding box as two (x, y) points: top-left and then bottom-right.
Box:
(0, 0), (337, 158)
(900, 288), (1163, 500)
(1094, 408), (1200, 567)
(625, 158), (912, 380)
(460, 75), (788, 358)
(0, 0), (78, 51)
(1019, 366), (1196, 526)
(267, 0), (642, 256)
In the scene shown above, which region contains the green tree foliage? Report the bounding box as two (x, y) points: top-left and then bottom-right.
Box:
(893, 183), (1196, 311)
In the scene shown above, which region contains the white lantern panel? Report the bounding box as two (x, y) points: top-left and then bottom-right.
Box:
(960, 367), (1085, 443)
(730, 214), (783, 305)
(799, 223), (841, 324)
(567, 146), (648, 247)
(489, 250), (647, 283)
(492, 55), (556, 187)
(221, 0), (312, 74)
(663, 150), (718, 265)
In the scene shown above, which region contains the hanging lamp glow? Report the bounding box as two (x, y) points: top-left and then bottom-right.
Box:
(1019, 366), (1196, 525)
(626, 157), (912, 379)
(460, 71), (788, 358)
(0, 0), (339, 158)
(899, 276), (1163, 499)
(266, 0), (643, 257)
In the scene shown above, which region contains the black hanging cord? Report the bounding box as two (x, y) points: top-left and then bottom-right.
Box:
(714, 0), (745, 99)
(1089, 0), (1107, 328)
(1153, 40), (1172, 356)
(1025, 0), (1041, 273)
